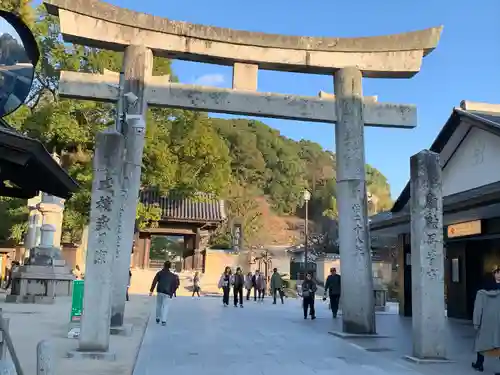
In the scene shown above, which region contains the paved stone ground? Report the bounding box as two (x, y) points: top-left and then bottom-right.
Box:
(0, 291), (151, 375)
(133, 296), (428, 375)
(332, 313), (499, 375)
(113, 270), (489, 374)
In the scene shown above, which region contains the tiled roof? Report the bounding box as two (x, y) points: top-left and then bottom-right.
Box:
(0, 119), (79, 199)
(139, 190), (226, 223)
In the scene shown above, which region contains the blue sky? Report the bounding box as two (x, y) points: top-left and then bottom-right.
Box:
(0, 18), (20, 39)
(48, 0), (500, 198)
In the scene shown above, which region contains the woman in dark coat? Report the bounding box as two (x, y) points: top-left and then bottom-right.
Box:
(126, 269), (132, 301)
(301, 272), (317, 320)
(218, 267), (232, 307)
(472, 267), (500, 373)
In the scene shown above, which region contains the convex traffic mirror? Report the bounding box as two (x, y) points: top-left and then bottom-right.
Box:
(0, 11), (39, 118)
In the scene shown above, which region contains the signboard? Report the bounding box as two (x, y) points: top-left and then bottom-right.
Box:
(70, 280), (84, 323)
(67, 280), (84, 338)
(447, 220), (481, 238)
(232, 222), (243, 252)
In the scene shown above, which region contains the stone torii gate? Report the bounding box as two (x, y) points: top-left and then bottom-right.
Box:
(44, 0), (442, 353)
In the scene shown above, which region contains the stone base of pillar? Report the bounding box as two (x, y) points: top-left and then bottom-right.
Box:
(6, 265), (74, 304)
(403, 355), (454, 364)
(110, 323), (133, 336)
(67, 350), (116, 361)
(328, 331), (390, 339)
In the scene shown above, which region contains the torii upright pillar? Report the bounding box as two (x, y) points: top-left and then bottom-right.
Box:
(110, 45), (152, 330)
(334, 67), (375, 334)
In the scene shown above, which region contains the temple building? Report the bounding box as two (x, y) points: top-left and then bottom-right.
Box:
(0, 119), (78, 277)
(0, 119), (78, 199)
(370, 100), (500, 320)
(133, 190), (226, 272)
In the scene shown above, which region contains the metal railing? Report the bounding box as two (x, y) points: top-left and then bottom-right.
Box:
(0, 308), (23, 375)
(0, 308), (53, 375)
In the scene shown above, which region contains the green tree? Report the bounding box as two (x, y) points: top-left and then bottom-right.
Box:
(0, 5), (233, 243)
(322, 197), (338, 220)
(366, 165), (393, 213)
(0, 0), (34, 26)
(169, 114), (231, 196)
(150, 236), (184, 260)
(0, 197), (28, 242)
(211, 183), (263, 248)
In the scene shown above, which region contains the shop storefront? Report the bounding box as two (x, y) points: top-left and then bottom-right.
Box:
(370, 101), (500, 320)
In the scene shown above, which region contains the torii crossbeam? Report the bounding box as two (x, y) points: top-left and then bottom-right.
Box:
(45, 0), (441, 78)
(59, 70), (417, 128)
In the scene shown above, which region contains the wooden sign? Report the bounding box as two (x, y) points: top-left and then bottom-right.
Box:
(447, 220), (481, 238)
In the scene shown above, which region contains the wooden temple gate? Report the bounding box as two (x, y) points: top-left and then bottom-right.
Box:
(131, 190), (226, 272)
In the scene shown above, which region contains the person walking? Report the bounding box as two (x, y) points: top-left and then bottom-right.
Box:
(251, 270), (261, 301)
(302, 272), (317, 320)
(258, 273), (267, 302)
(192, 271), (201, 298)
(4, 261), (19, 291)
(126, 268), (132, 302)
(218, 266), (232, 307)
(271, 268), (284, 304)
(73, 265), (83, 280)
(244, 272), (253, 300)
(173, 272), (180, 297)
(472, 266), (500, 373)
(232, 267), (244, 308)
(323, 267), (341, 318)
(149, 261), (177, 326)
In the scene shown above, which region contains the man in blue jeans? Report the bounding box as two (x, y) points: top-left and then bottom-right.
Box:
(149, 261), (177, 326)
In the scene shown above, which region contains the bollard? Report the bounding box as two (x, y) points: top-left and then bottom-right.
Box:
(37, 340), (53, 375)
(0, 316), (9, 360)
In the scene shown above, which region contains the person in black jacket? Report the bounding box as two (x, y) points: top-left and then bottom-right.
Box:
(302, 272), (317, 320)
(218, 267), (232, 306)
(173, 273), (180, 297)
(149, 261), (177, 326)
(126, 269), (132, 302)
(323, 267), (341, 318)
(232, 267), (245, 308)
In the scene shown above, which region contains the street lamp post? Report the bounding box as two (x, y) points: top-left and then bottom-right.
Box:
(303, 189), (311, 272)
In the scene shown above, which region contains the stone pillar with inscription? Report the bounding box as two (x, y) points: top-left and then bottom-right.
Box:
(36, 153), (66, 249)
(232, 220), (243, 253)
(37, 193), (65, 249)
(78, 130), (125, 354)
(111, 45), (152, 329)
(408, 150), (446, 360)
(334, 67), (376, 334)
(193, 229), (202, 271)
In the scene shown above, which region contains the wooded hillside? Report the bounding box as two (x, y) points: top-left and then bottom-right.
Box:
(0, 3), (393, 248)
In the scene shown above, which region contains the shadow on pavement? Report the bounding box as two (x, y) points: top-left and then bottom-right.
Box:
(311, 312), (489, 375)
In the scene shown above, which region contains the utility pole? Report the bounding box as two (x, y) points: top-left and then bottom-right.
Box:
(303, 190), (311, 272)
